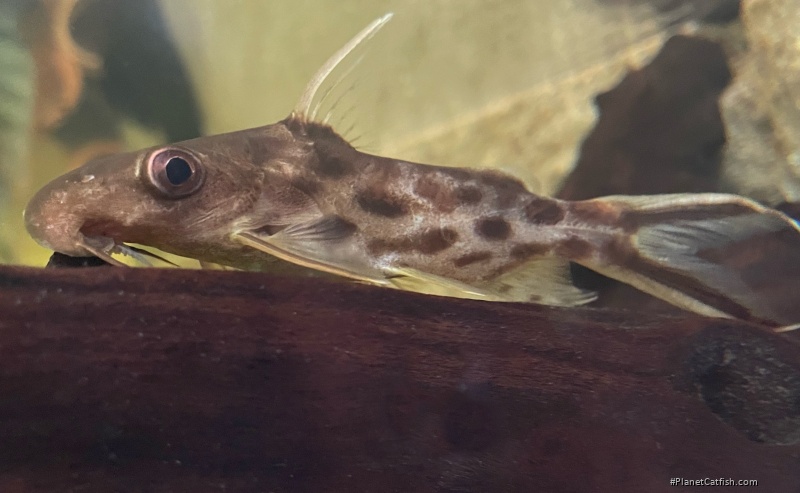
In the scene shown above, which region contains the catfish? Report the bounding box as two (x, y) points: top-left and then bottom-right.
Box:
(24, 14), (800, 328)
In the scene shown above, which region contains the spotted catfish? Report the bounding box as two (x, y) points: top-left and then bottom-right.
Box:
(24, 14), (800, 327)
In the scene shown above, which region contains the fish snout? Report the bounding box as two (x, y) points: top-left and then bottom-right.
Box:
(25, 145), (149, 255)
(24, 179), (94, 257)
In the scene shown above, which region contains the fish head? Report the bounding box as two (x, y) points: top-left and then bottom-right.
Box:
(24, 122), (310, 261)
(24, 11), (395, 265)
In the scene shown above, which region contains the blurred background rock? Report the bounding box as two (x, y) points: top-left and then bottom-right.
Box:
(719, 0), (800, 206)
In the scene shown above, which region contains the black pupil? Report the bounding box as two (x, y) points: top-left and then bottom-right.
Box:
(165, 157), (193, 186)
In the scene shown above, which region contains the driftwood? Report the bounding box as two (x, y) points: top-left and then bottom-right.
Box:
(1, 264), (800, 492)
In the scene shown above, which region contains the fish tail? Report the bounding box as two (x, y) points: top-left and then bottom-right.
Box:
(573, 194), (800, 325)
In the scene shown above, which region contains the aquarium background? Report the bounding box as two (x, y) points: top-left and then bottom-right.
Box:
(7, 4), (800, 491)
(2, 0), (797, 267)
(0, 0), (688, 266)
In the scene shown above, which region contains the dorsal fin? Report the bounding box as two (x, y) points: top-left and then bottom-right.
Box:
(293, 13), (393, 120)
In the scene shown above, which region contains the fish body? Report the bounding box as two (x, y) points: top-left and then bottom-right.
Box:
(23, 14), (800, 327)
(25, 117), (587, 281)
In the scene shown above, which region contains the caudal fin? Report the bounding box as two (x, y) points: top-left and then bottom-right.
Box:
(578, 194), (800, 325)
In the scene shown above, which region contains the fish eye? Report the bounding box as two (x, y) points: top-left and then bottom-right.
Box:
(143, 147), (205, 198)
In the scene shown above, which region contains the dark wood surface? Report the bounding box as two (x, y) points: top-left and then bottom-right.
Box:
(1, 264), (799, 492)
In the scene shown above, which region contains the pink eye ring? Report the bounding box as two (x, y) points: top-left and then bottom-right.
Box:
(143, 147), (206, 198)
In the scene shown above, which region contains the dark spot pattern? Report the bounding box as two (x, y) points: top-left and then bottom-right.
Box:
(366, 239), (398, 255)
(367, 228), (459, 256)
(455, 186), (483, 205)
(302, 121), (362, 178)
(480, 171), (528, 208)
(475, 217), (512, 241)
(315, 155), (354, 178)
(356, 189), (408, 218)
(453, 251), (493, 267)
(415, 178), (458, 213)
(524, 198), (565, 225)
(510, 243), (550, 260)
(555, 237), (593, 260)
(418, 228), (459, 254)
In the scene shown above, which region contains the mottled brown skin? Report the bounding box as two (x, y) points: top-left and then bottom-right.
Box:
(24, 114), (800, 325)
(25, 115), (616, 280)
(27, 123), (292, 270)
(278, 117), (608, 283)
(21, 11), (800, 328)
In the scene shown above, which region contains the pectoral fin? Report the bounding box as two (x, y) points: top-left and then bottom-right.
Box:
(384, 267), (503, 301)
(233, 215), (390, 286)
